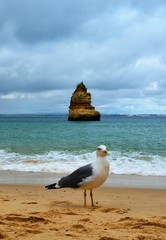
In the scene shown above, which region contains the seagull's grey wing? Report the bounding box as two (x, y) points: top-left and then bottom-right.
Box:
(58, 163), (93, 188)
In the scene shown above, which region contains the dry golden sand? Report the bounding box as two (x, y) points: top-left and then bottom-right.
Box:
(0, 184), (166, 240)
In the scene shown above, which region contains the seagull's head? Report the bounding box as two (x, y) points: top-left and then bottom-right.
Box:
(96, 145), (108, 157)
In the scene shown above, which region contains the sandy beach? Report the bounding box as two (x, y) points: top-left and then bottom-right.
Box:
(0, 172), (166, 240)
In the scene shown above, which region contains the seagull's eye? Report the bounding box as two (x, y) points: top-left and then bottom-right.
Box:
(97, 147), (101, 151)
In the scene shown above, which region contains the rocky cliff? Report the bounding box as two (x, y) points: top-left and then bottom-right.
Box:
(68, 82), (100, 121)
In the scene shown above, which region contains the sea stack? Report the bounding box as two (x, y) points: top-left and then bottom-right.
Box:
(68, 82), (100, 121)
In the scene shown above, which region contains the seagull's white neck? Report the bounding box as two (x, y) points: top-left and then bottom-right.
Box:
(95, 155), (110, 170)
(96, 155), (109, 162)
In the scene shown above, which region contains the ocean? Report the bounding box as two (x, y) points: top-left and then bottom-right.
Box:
(0, 115), (166, 176)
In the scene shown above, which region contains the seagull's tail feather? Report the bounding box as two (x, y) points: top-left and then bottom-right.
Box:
(45, 183), (57, 189)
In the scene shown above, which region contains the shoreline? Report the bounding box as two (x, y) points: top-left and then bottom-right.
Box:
(0, 170), (166, 189)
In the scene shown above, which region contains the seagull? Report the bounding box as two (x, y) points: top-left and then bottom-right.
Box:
(45, 145), (110, 207)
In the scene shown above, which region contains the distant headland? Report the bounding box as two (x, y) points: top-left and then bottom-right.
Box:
(68, 82), (100, 121)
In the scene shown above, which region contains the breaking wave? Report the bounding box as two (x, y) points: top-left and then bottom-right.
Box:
(0, 149), (166, 176)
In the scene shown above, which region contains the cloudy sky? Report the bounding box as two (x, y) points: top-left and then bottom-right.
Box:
(0, 0), (166, 115)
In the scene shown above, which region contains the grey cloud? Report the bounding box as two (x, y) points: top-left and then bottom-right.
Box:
(1, 0), (164, 45)
(0, 0), (109, 44)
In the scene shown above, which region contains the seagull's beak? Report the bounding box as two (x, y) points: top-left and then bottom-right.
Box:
(103, 150), (108, 155)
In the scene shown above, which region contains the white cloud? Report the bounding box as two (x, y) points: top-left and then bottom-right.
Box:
(146, 81), (159, 92)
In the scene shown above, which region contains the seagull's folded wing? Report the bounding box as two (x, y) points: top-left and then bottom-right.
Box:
(58, 163), (93, 188)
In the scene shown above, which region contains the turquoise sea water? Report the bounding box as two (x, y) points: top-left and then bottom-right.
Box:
(0, 115), (166, 176)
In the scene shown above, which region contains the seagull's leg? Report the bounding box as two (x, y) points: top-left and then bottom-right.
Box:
(84, 190), (87, 208)
(90, 189), (94, 207)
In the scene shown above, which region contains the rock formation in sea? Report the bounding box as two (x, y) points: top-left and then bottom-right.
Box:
(68, 82), (100, 121)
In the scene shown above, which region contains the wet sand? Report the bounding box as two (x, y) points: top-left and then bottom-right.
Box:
(0, 170), (166, 189)
(0, 172), (166, 239)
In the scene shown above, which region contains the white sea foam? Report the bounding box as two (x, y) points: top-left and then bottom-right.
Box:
(110, 151), (166, 176)
(0, 149), (166, 176)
